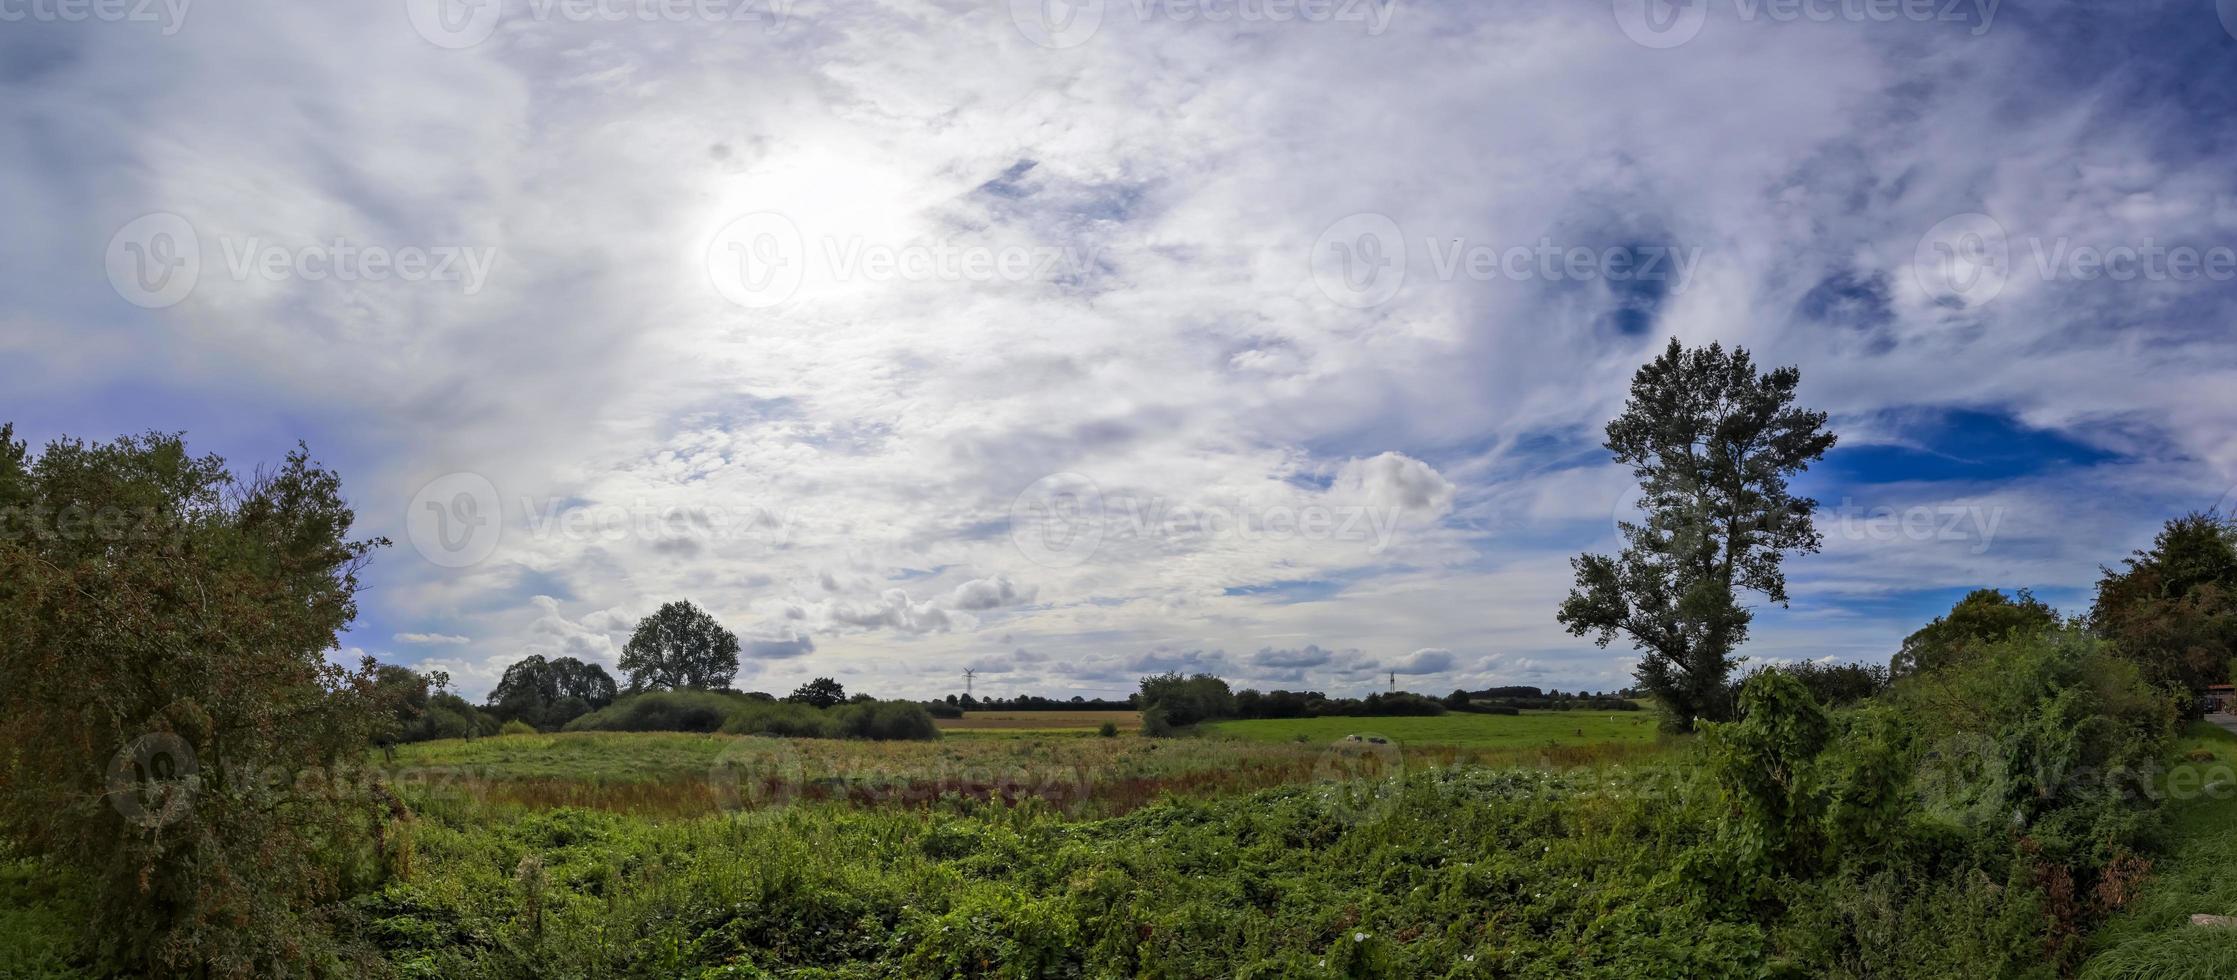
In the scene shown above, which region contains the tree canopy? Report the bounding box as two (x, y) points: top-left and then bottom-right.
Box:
(785, 676), (848, 709)
(0, 425), (390, 975)
(2090, 511), (2237, 713)
(617, 599), (740, 691)
(1558, 339), (1836, 730)
(1892, 588), (2060, 678)
(489, 654), (619, 730)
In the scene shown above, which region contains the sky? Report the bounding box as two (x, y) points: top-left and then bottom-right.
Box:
(4, 0), (2236, 701)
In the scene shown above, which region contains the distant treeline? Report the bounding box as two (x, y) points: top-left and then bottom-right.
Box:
(1462, 687), (1645, 713)
(374, 668), (940, 743)
(931, 693), (1136, 712)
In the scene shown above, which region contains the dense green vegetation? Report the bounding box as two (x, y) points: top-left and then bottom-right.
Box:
(1207, 710), (1659, 749)
(560, 691), (939, 741)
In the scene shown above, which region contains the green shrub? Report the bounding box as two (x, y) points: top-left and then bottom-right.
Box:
(403, 692), (502, 741)
(1098, 721), (1119, 738)
(499, 719), (537, 736)
(830, 700), (941, 741)
(720, 699), (838, 738)
(562, 689), (747, 733)
(1139, 704), (1176, 737)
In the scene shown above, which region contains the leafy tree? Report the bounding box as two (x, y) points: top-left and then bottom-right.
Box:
(1136, 672), (1236, 728)
(786, 676), (848, 708)
(1892, 588), (2059, 677)
(0, 426), (390, 976)
(368, 662), (432, 747)
(488, 654), (618, 730)
(1558, 340), (1836, 730)
(2090, 512), (2237, 714)
(618, 599), (740, 691)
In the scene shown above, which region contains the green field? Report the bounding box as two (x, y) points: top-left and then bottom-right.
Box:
(1206, 709), (1661, 748)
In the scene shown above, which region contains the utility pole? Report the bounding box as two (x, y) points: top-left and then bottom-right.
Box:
(963, 668), (976, 699)
(1387, 670), (1395, 694)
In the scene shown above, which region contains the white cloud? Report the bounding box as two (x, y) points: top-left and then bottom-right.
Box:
(6, 1), (2232, 702)
(393, 632), (470, 645)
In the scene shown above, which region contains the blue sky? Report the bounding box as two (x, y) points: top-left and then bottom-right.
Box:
(4, 0), (2236, 700)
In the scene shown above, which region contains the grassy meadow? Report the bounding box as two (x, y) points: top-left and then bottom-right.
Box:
(375, 719), (1674, 819)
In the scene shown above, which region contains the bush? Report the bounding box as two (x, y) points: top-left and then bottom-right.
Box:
(1139, 704), (1176, 738)
(717, 699), (941, 741)
(721, 699), (838, 738)
(1137, 672), (1235, 727)
(1098, 721), (1119, 738)
(831, 700), (941, 741)
(562, 690), (747, 733)
(499, 719), (537, 736)
(402, 692), (502, 742)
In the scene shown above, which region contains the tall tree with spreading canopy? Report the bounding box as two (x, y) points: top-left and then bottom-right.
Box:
(1558, 340), (1836, 730)
(785, 676), (848, 708)
(618, 599), (740, 691)
(2090, 511), (2237, 716)
(0, 425), (391, 976)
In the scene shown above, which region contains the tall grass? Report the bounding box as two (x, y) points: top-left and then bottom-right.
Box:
(2081, 722), (2237, 979)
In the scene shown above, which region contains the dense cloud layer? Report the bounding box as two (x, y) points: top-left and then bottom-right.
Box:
(4, 1), (2234, 699)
